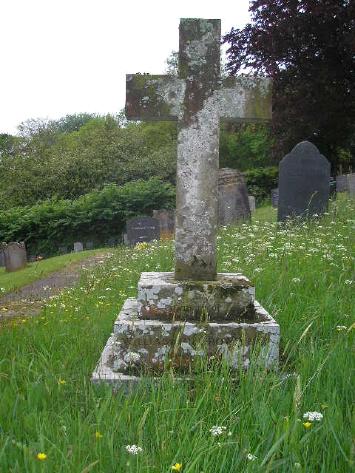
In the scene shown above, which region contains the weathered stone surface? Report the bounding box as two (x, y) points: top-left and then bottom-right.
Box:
(248, 196), (256, 212)
(153, 209), (175, 240)
(86, 241), (94, 250)
(278, 141), (330, 221)
(137, 272), (255, 321)
(126, 18), (272, 280)
(347, 173), (355, 197)
(73, 242), (84, 252)
(336, 174), (348, 193)
(2, 242), (27, 272)
(218, 168), (250, 225)
(91, 297), (279, 383)
(271, 188), (279, 208)
(0, 249), (4, 267)
(126, 217), (160, 246)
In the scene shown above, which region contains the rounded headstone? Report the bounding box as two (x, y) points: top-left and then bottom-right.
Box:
(278, 141), (330, 221)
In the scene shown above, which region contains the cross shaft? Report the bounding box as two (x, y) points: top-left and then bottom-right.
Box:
(126, 18), (271, 280)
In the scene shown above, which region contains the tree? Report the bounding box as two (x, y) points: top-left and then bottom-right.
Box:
(223, 0), (355, 170)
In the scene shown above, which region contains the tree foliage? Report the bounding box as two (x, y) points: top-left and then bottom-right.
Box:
(223, 0), (355, 169)
(0, 178), (175, 256)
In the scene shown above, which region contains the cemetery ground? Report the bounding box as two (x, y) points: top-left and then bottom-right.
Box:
(0, 250), (110, 322)
(0, 198), (353, 472)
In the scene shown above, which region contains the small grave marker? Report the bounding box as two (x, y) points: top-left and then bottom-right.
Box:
(3, 242), (27, 272)
(153, 210), (175, 240)
(271, 188), (279, 208)
(73, 242), (84, 253)
(278, 141), (330, 221)
(336, 174), (348, 193)
(126, 217), (160, 246)
(218, 168), (250, 225)
(248, 195), (256, 212)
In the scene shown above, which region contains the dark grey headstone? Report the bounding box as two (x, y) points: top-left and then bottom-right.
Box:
(278, 141), (330, 221)
(153, 209), (175, 239)
(271, 188), (279, 208)
(126, 217), (160, 246)
(86, 241), (94, 250)
(73, 242), (84, 252)
(218, 168), (250, 225)
(58, 246), (68, 255)
(0, 249), (5, 267)
(3, 242), (27, 272)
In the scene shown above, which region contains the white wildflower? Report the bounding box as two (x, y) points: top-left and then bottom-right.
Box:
(209, 425), (227, 436)
(125, 445), (143, 455)
(246, 453), (257, 461)
(303, 411), (323, 422)
(292, 277), (301, 283)
(344, 280), (353, 285)
(336, 325), (347, 331)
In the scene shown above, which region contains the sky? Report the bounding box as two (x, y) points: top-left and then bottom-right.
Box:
(0, 0), (251, 135)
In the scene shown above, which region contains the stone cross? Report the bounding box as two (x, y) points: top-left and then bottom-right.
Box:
(126, 18), (271, 280)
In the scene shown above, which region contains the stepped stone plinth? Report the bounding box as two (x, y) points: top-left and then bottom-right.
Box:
(92, 277), (280, 386)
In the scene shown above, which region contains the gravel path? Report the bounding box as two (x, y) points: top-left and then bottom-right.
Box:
(0, 253), (111, 322)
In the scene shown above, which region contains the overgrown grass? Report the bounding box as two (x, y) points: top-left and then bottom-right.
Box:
(0, 199), (353, 472)
(0, 250), (104, 295)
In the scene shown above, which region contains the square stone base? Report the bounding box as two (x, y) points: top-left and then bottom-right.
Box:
(92, 297), (279, 387)
(137, 272), (255, 320)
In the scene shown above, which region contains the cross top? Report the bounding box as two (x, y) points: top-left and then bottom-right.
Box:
(126, 18), (272, 281)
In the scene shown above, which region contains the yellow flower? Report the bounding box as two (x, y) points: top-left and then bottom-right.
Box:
(58, 378), (66, 385)
(303, 422), (312, 429)
(171, 463), (183, 472)
(37, 452), (47, 461)
(95, 431), (103, 439)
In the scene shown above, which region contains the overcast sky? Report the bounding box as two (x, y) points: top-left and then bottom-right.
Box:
(0, 0), (251, 135)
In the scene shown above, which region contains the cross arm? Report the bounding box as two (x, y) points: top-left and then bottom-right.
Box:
(218, 76), (272, 122)
(126, 74), (185, 121)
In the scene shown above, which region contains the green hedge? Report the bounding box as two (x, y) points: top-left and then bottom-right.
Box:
(0, 178), (175, 256)
(243, 166), (278, 203)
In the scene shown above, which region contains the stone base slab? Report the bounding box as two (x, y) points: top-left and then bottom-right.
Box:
(137, 272), (255, 320)
(92, 297), (279, 386)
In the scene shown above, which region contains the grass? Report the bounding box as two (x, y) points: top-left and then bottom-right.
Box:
(0, 197), (354, 472)
(0, 250), (104, 295)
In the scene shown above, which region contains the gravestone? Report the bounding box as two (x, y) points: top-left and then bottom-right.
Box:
(336, 174), (348, 193)
(0, 249), (5, 267)
(58, 246), (68, 255)
(2, 242), (27, 272)
(248, 195), (256, 212)
(153, 209), (175, 240)
(126, 217), (160, 246)
(218, 168), (250, 224)
(271, 188), (279, 208)
(278, 141), (330, 221)
(348, 173), (355, 197)
(73, 242), (84, 253)
(93, 18), (279, 387)
(86, 241), (94, 250)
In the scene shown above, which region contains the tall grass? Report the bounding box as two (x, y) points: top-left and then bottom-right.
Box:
(0, 198), (353, 472)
